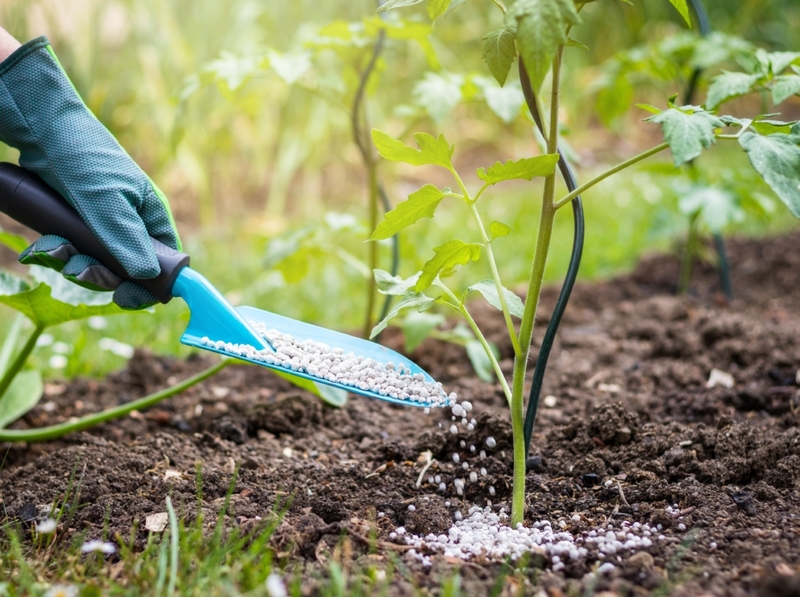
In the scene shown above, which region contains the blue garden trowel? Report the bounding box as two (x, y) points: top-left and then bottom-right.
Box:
(0, 163), (437, 407)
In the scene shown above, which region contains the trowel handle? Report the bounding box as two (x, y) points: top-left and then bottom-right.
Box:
(0, 162), (189, 304)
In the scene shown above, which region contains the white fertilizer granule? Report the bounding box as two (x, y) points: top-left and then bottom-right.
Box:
(201, 323), (456, 407)
(396, 506), (665, 569)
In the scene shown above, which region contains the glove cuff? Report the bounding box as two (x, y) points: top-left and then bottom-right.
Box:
(0, 36), (50, 77)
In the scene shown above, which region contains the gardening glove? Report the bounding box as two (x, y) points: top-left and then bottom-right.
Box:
(0, 36), (181, 309)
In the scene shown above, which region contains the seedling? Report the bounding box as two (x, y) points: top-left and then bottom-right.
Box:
(371, 0), (800, 526)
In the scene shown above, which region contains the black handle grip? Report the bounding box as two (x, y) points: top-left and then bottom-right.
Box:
(0, 162), (189, 304)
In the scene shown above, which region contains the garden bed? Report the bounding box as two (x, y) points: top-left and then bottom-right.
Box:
(2, 232), (800, 596)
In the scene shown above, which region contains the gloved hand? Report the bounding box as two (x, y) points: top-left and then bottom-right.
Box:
(0, 36), (181, 309)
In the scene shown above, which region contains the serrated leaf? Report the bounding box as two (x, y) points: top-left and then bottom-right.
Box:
(647, 107), (724, 166)
(0, 268), (125, 328)
(374, 270), (422, 295)
(739, 131), (800, 218)
(476, 154), (559, 185)
(706, 71), (762, 110)
(489, 221), (512, 240)
(465, 340), (497, 383)
(427, 0), (451, 19)
(412, 72), (464, 123)
(0, 369), (43, 429)
(0, 228), (29, 253)
(719, 115), (749, 128)
(416, 240), (481, 292)
(772, 74), (800, 106)
(372, 129), (454, 169)
(270, 369), (348, 407)
(377, 0), (424, 12)
(481, 28), (517, 87)
(678, 186), (742, 232)
(371, 185), (446, 241)
(667, 0), (691, 27)
(370, 293), (436, 338)
(751, 119), (797, 136)
(466, 280), (525, 318)
(507, 0), (580, 90)
(402, 311), (445, 352)
(767, 51), (800, 75)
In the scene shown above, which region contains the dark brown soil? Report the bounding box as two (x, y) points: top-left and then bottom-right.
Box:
(3, 233), (800, 596)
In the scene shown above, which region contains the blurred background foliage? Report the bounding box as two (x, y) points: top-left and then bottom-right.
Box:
(0, 0), (799, 378)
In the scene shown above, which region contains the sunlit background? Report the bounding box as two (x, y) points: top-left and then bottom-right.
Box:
(1, 0), (799, 378)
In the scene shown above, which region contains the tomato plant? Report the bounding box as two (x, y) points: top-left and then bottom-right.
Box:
(370, 0), (800, 526)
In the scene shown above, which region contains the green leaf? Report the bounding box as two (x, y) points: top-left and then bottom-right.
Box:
(507, 0), (580, 90)
(766, 51), (800, 75)
(0, 369), (43, 428)
(427, 0), (451, 19)
(566, 38), (588, 50)
(678, 186), (742, 232)
(270, 369), (348, 408)
(739, 130), (800, 218)
(412, 72), (464, 123)
(667, 0), (691, 27)
(646, 107), (724, 166)
(636, 103), (662, 115)
(751, 119), (798, 136)
(0, 228), (29, 253)
(401, 311), (445, 352)
(0, 268), (126, 328)
(377, 0), (425, 12)
(0, 315), (24, 375)
(772, 74), (800, 106)
(415, 240), (481, 292)
(466, 280), (524, 318)
(372, 129), (454, 169)
(370, 293), (437, 338)
(481, 28), (517, 87)
(476, 154), (559, 185)
(706, 71), (762, 109)
(374, 270), (422, 295)
(489, 221), (512, 240)
(370, 185), (447, 240)
(267, 51), (312, 85)
(465, 340), (498, 383)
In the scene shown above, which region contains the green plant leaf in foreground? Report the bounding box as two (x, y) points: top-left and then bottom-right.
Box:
(371, 185), (447, 240)
(706, 71), (761, 110)
(739, 129), (800, 217)
(370, 293), (437, 338)
(466, 280), (525, 318)
(427, 0), (451, 20)
(1, 367), (41, 422)
(466, 340), (497, 383)
(371, 129), (454, 169)
(270, 369), (348, 407)
(481, 28), (517, 87)
(0, 369), (43, 429)
(374, 270), (422, 295)
(416, 240), (482, 292)
(0, 268), (126, 328)
(476, 154), (559, 185)
(646, 107), (724, 166)
(506, 0), (580, 91)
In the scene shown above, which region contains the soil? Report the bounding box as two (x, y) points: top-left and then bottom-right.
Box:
(3, 232), (800, 596)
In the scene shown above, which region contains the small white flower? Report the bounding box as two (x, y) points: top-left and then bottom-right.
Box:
(35, 518), (57, 534)
(81, 540), (116, 555)
(265, 572), (287, 597)
(44, 584), (78, 597)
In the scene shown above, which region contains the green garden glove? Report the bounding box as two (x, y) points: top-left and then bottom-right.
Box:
(0, 36), (181, 309)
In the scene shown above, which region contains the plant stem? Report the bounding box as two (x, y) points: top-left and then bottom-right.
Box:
(0, 324), (43, 402)
(509, 47), (564, 527)
(553, 142), (670, 210)
(436, 281), (512, 403)
(468, 202), (523, 358)
(0, 359), (231, 443)
(489, 0), (507, 13)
